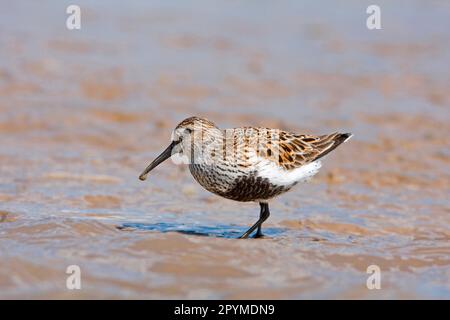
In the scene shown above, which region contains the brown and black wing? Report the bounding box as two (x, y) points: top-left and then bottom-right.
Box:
(274, 131), (352, 170)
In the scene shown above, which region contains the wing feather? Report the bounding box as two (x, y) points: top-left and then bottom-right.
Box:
(269, 131), (352, 170)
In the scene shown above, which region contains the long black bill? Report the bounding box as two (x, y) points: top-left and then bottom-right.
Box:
(139, 141), (178, 181)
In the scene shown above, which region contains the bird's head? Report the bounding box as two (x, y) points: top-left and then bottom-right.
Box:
(139, 116), (221, 181)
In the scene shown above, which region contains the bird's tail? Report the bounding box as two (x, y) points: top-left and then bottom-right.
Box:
(310, 132), (353, 162)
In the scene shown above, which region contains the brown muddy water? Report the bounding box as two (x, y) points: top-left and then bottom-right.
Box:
(0, 1), (449, 299)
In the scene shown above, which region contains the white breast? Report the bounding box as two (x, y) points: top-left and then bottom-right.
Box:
(255, 158), (322, 187)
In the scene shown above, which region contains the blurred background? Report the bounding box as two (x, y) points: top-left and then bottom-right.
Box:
(0, 1), (449, 299)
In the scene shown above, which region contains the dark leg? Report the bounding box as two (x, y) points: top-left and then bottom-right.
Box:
(255, 203), (270, 238)
(239, 202), (270, 239)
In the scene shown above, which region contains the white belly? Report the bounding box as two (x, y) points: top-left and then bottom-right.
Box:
(255, 159), (322, 187)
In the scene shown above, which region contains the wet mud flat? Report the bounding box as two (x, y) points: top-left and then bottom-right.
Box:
(1, 1), (450, 298)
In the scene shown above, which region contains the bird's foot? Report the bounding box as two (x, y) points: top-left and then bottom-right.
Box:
(238, 233), (250, 239)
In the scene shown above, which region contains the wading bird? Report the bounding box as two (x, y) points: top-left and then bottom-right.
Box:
(139, 116), (352, 239)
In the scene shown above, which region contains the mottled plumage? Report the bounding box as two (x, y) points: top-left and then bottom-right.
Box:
(139, 116), (352, 238)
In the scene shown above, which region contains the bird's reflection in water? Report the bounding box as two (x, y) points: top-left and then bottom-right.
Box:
(117, 222), (286, 239)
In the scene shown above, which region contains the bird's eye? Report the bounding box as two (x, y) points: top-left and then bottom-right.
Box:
(184, 128), (192, 134)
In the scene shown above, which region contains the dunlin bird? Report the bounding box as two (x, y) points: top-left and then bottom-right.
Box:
(139, 116), (352, 239)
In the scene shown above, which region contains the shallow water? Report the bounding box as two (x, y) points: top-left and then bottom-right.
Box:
(0, 1), (449, 299)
